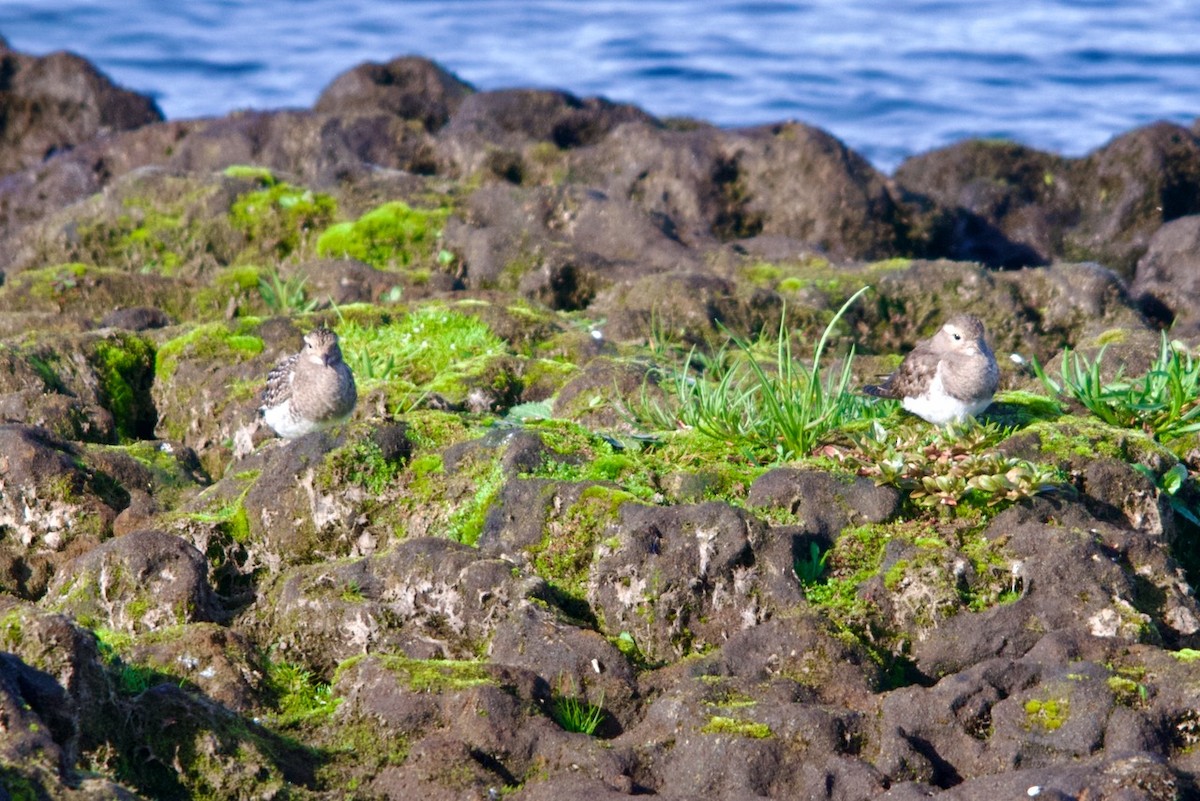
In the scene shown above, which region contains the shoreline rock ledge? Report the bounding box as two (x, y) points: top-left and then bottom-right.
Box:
(1, 41), (1199, 801)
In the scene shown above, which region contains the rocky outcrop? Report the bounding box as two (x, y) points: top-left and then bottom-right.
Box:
(0, 41), (162, 176)
(0, 41), (1198, 800)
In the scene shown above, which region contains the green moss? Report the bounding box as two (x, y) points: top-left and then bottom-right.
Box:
(1172, 648), (1200, 663)
(336, 654), (494, 692)
(338, 305), (508, 407)
(222, 165), (278, 183)
(883, 559), (910, 591)
(319, 438), (406, 496)
(1107, 675), (1148, 707)
(89, 333), (156, 440)
(9, 262), (88, 303)
(179, 470), (258, 574)
(1024, 415), (1172, 466)
(230, 181), (337, 258)
(155, 321), (264, 383)
(0, 610), (23, 648)
(316, 201), (449, 270)
(264, 658), (341, 727)
(445, 457), (505, 547)
(405, 410), (476, 451)
(985, 389), (1064, 427)
(526, 485), (637, 611)
(1093, 328), (1129, 346)
(1024, 697), (1069, 731)
(701, 715), (772, 739)
(0, 765), (42, 801)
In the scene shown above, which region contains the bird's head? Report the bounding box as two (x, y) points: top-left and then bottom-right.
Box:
(302, 328), (343, 366)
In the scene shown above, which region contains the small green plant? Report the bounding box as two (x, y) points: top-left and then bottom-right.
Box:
(550, 686), (605, 735)
(1032, 332), (1200, 442)
(794, 541), (829, 585)
(843, 420), (1063, 509)
(93, 628), (166, 696)
(1132, 462), (1200, 527)
(640, 287), (881, 461)
(265, 658), (340, 727)
(258, 269), (318, 314)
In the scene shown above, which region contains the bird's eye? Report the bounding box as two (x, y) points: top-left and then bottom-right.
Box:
(952, 332), (962, 341)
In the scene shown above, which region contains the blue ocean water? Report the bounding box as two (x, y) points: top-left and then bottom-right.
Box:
(1, 0), (1197, 171)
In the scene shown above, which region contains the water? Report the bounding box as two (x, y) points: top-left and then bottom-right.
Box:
(1, 0), (1197, 171)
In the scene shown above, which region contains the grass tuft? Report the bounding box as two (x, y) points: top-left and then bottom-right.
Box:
(1032, 332), (1200, 442)
(639, 286), (883, 461)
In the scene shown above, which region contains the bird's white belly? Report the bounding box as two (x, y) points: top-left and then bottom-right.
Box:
(262, 402), (322, 439)
(902, 372), (990, 425)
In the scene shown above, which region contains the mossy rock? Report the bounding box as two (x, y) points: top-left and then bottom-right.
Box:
(227, 172), (338, 260)
(0, 262), (192, 320)
(11, 169), (244, 279)
(315, 200), (450, 272)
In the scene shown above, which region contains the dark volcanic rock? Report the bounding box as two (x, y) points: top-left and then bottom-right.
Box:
(895, 122), (1200, 277)
(731, 121), (915, 259)
(45, 529), (221, 634)
(445, 88), (658, 151)
(589, 501), (768, 663)
(747, 468), (901, 540)
(0, 425), (123, 598)
(247, 537), (534, 671)
(0, 44), (162, 176)
(1131, 213), (1200, 340)
(314, 55), (475, 131)
(1067, 121), (1200, 277)
(894, 140), (1075, 268)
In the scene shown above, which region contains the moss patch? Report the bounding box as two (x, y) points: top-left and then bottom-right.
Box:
(230, 180), (337, 259)
(1024, 697), (1070, 732)
(701, 715), (772, 739)
(155, 321), (265, 383)
(316, 201), (449, 271)
(88, 332), (156, 440)
(527, 485), (637, 614)
(336, 654), (495, 692)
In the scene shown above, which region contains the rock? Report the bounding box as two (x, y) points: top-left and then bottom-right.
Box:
(1131, 214), (1200, 340)
(444, 88), (657, 151)
(246, 537), (531, 671)
(314, 55), (474, 131)
(98, 306), (173, 331)
(0, 598), (116, 766)
(589, 501), (768, 663)
(894, 123), (1200, 277)
(1067, 122), (1200, 278)
(894, 140), (1074, 268)
(747, 468), (901, 539)
(122, 622), (266, 713)
(731, 122), (913, 259)
(0, 44), (162, 177)
(0, 425), (123, 598)
(45, 529), (221, 634)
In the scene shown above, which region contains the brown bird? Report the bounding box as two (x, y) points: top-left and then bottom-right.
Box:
(259, 328), (357, 438)
(864, 314), (999, 424)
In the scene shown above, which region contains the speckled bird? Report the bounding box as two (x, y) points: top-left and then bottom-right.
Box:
(259, 328), (357, 438)
(864, 314), (999, 425)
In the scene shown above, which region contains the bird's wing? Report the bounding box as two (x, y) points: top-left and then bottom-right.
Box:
(865, 345), (942, 399)
(260, 354), (298, 408)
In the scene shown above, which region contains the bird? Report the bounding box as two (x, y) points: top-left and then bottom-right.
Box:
(259, 328), (357, 438)
(864, 313), (999, 425)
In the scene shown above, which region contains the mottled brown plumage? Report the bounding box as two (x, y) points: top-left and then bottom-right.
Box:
(864, 314), (999, 424)
(259, 328), (357, 438)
